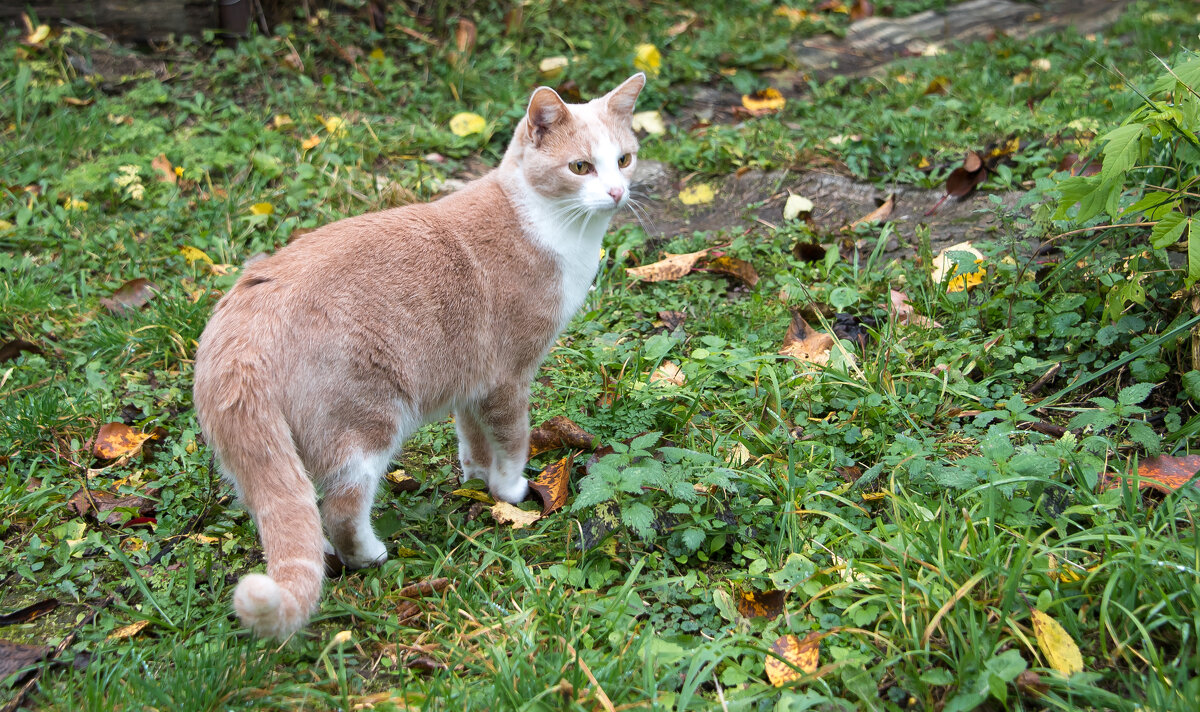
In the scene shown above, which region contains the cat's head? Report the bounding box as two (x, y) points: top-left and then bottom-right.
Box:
(505, 73), (646, 214)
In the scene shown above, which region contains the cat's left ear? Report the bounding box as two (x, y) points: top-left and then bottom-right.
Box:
(605, 73), (646, 117)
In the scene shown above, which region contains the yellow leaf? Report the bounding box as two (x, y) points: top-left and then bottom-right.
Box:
(1031, 608), (1084, 676)
(301, 134), (321, 150)
(491, 501), (541, 529)
(631, 110), (666, 135)
(180, 246), (213, 265)
(323, 116), (346, 134)
(766, 633), (819, 686)
(121, 536), (146, 553)
(539, 56), (569, 79)
(272, 114), (294, 129)
(94, 422), (154, 459)
(633, 43), (662, 76)
(741, 87), (786, 115)
(678, 183), (715, 205)
(0, 220), (13, 232)
(107, 619), (150, 640)
(626, 248), (710, 282)
(650, 361), (686, 386)
(783, 194), (814, 220)
(393, 547), (420, 557)
(450, 488), (494, 504)
(188, 533), (220, 544)
(449, 112), (486, 137)
(369, 48), (385, 61)
(250, 202), (274, 216)
(931, 241), (985, 293)
(63, 198), (89, 211)
(25, 24), (50, 46)
(774, 7), (811, 24)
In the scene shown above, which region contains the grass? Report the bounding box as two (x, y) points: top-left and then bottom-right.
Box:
(2, 0), (1200, 710)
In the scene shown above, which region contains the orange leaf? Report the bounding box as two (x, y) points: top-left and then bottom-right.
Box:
(849, 193), (895, 228)
(741, 87), (786, 116)
(737, 589), (785, 619)
(94, 423), (155, 459)
(529, 454), (573, 515)
(151, 154), (176, 185)
(704, 255), (759, 287)
(626, 249), (710, 282)
(1104, 455), (1200, 494)
(766, 633), (820, 686)
(779, 312), (834, 368)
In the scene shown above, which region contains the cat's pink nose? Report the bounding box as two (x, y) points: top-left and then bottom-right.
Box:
(608, 187), (625, 204)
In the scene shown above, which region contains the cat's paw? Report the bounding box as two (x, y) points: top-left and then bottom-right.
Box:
(489, 476), (529, 504)
(459, 463), (489, 485)
(339, 537), (388, 569)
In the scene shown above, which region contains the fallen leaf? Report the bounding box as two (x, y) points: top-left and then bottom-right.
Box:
(250, 202), (274, 216)
(626, 249), (710, 282)
(539, 56), (569, 78)
(107, 619), (150, 641)
(774, 7), (811, 24)
(650, 361), (686, 386)
(0, 339), (43, 364)
(397, 577), (451, 600)
(633, 43), (662, 76)
(68, 487), (159, 525)
(849, 194), (895, 228)
(766, 633), (820, 686)
(94, 423), (155, 460)
(725, 442), (751, 466)
(529, 454), (573, 514)
(180, 246), (213, 265)
(741, 88), (786, 116)
(0, 640), (50, 679)
(783, 194), (814, 220)
(849, 0), (875, 20)
(923, 76), (950, 95)
(1057, 153), (1100, 177)
(657, 310), (687, 332)
(301, 134), (321, 150)
(385, 469), (419, 493)
(322, 116), (346, 135)
(529, 416), (597, 458)
(631, 110), (666, 135)
(737, 589), (785, 619)
(22, 13), (50, 47)
(0, 599), (59, 626)
(678, 184), (716, 205)
(888, 290), (941, 328)
(931, 241), (986, 293)
(780, 311), (834, 367)
(272, 114), (293, 129)
(99, 278), (157, 314)
(449, 112), (486, 137)
(1104, 454), (1200, 494)
(454, 18), (477, 55)
(704, 255), (759, 287)
(491, 501), (541, 529)
(1031, 609), (1083, 676)
(450, 488), (494, 504)
(150, 154), (176, 184)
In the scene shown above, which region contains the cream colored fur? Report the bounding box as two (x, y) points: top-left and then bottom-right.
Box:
(192, 74), (645, 639)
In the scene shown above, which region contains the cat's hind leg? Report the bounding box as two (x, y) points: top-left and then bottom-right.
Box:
(322, 451), (389, 569)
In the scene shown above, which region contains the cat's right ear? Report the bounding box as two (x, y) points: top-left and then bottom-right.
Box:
(526, 87), (568, 147)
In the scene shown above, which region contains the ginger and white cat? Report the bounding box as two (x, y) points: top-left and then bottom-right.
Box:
(193, 74), (645, 638)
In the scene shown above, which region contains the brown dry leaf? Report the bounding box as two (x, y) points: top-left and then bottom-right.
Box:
(779, 311), (834, 368)
(0, 640), (50, 679)
(68, 487), (158, 525)
(1057, 153), (1101, 177)
(736, 589), (785, 619)
(741, 88), (786, 116)
(657, 310), (687, 332)
(704, 255), (760, 287)
(626, 249), (710, 282)
(529, 454), (573, 514)
(1031, 609), (1083, 676)
(396, 577), (451, 600)
(962, 150), (984, 173)
(888, 290), (942, 328)
(454, 18), (477, 55)
(766, 633), (820, 686)
(0, 339), (43, 364)
(666, 11), (698, 37)
(923, 76), (950, 95)
(0, 599), (59, 626)
(107, 619), (150, 641)
(650, 361), (686, 386)
(385, 469), (419, 493)
(94, 423), (155, 460)
(99, 278), (157, 314)
(849, 193), (895, 228)
(150, 154), (176, 185)
(528, 416), (596, 458)
(491, 501), (541, 529)
(849, 0), (875, 20)
(1103, 454), (1200, 494)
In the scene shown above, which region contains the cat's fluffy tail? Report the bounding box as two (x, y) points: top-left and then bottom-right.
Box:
(196, 360), (325, 639)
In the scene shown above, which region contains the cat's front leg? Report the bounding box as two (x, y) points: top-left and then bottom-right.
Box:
(454, 409), (493, 485)
(476, 384), (531, 504)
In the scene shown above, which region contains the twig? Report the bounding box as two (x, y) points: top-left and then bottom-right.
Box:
(564, 641), (615, 712)
(1026, 362), (1061, 395)
(1043, 221), (1158, 244)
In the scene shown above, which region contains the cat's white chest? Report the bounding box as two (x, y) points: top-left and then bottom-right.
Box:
(526, 207), (610, 333)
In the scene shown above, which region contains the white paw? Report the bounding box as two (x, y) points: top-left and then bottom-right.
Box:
(490, 476), (530, 505)
(460, 463), (489, 485)
(340, 537), (388, 569)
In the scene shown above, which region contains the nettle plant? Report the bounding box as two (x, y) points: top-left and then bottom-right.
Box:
(570, 433), (742, 560)
(1053, 50), (1200, 300)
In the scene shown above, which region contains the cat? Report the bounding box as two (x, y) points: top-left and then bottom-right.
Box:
(192, 73), (646, 639)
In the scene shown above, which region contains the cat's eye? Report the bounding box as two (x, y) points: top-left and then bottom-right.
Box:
(568, 160), (593, 175)
(617, 153), (632, 168)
